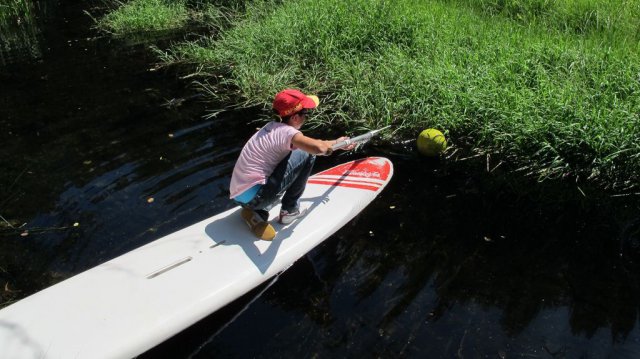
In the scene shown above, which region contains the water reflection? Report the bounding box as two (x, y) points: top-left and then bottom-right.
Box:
(0, 0), (46, 65)
(0, 99), (257, 298)
(159, 153), (640, 358)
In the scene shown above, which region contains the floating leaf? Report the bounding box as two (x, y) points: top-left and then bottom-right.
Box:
(147, 197), (154, 203)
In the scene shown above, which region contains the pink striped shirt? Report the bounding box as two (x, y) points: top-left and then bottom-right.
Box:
(229, 122), (300, 199)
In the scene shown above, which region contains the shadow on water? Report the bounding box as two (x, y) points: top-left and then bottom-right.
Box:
(3, 1), (640, 358)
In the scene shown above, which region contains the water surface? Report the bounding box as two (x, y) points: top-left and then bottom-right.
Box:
(2, 2), (640, 358)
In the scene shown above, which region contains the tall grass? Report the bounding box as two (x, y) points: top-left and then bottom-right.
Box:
(447, 0), (640, 40)
(96, 0), (245, 34)
(0, 0), (28, 24)
(162, 0), (639, 190)
(0, 0), (41, 65)
(97, 0), (190, 34)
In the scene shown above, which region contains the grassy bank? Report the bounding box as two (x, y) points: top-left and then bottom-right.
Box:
(95, 0), (242, 34)
(97, 0), (190, 34)
(102, 0), (639, 191)
(159, 0), (639, 190)
(449, 0), (640, 38)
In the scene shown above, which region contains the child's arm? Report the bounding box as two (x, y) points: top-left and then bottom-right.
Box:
(292, 133), (352, 156)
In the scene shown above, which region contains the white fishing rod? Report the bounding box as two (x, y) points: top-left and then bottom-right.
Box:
(332, 125), (391, 150)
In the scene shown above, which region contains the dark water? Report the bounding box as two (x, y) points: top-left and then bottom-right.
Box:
(2, 2), (640, 358)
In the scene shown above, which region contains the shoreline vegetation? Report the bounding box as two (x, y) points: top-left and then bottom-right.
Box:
(0, 0), (41, 64)
(97, 0), (639, 192)
(95, 0), (233, 34)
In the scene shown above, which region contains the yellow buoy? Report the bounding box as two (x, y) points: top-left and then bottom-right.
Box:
(417, 128), (447, 156)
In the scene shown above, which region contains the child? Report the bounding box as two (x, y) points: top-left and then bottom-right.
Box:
(229, 89), (354, 240)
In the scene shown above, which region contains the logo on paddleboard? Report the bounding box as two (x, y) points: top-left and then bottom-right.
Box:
(342, 170), (381, 179)
(308, 157), (392, 191)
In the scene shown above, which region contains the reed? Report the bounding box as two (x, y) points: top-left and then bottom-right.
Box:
(162, 0), (639, 190)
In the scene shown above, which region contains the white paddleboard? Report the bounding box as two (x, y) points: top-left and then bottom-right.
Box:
(0, 156), (393, 359)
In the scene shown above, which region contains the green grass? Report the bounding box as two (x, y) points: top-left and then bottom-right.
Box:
(448, 0), (640, 40)
(0, 0), (41, 64)
(0, 0), (29, 24)
(159, 0), (639, 190)
(96, 0), (245, 35)
(97, 0), (190, 34)
(0, 0), (36, 33)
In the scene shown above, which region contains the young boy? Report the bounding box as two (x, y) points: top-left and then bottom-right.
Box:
(229, 89), (354, 240)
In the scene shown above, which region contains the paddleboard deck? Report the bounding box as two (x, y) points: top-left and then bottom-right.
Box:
(0, 157), (393, 359)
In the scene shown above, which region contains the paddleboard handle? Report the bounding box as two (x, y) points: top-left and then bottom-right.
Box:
(332, 125), (390, 150)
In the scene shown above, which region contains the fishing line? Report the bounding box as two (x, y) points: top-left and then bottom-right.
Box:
(187, 264), (291, 358)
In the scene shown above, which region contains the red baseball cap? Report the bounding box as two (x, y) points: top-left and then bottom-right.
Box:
(272, 89), (319, 117)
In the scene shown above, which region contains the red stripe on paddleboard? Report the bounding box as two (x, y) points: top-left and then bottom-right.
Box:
(307, 180), (380, 191)
(315, 157), (391, 181)
(310, 176), (384, 186)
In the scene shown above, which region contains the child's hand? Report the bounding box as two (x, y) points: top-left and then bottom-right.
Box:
(335, 137), (357, 151)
